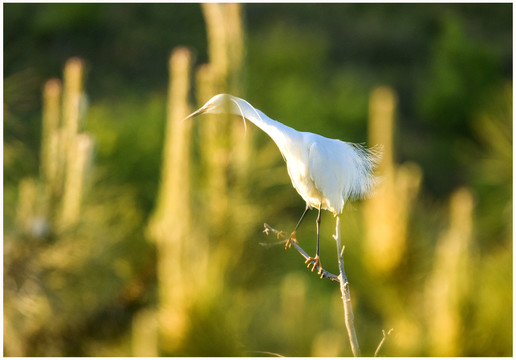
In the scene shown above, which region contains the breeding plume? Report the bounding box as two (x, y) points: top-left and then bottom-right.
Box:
(186, 94), (380, 272)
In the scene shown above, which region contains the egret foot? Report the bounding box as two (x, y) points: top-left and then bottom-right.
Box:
(284, 231), (298, 250)
(305, 255), (322, 274)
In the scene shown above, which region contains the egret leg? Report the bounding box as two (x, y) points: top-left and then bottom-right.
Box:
(316, 203), (322, 257)
(305, 204), (322, 274)
(285, 204), (310, 249)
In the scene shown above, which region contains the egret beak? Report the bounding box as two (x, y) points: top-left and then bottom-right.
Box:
(184, 103), (214, 121)
(184, 107), (205, 121)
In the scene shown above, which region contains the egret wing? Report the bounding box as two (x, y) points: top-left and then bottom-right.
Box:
(308, 139), (345, 213)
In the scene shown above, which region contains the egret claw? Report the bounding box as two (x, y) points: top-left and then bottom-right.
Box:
(305, 255), (322, 274)
(284, 231), (298, 250)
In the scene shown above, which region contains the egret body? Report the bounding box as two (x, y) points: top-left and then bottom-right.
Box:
(186, 94), (380, 272)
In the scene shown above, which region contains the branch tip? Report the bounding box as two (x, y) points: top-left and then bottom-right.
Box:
(374, 328), (394, 357)
(340, 245), (345, 258)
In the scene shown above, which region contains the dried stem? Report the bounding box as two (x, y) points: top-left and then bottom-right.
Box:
(374, 328), (394, 357)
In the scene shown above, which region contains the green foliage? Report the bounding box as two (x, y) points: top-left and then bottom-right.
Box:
(86, 93), (166, 213)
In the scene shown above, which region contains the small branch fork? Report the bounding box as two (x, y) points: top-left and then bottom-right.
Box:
(374, 328), (394, 357)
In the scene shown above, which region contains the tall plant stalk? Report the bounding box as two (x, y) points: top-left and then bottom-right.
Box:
(146, 47), (194, 353)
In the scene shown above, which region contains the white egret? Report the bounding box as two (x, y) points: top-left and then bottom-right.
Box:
(186, 94), (380, 273)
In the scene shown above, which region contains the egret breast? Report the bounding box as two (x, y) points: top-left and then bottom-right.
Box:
(285, 157), (334, 212)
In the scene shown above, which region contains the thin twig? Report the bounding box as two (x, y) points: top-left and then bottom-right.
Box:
(374, 328), (394, 357)
(247, 350), (285, 357)
(334, 216), (361, 357)
(258, 239), (288, 248)
(263, 223), (339, 281)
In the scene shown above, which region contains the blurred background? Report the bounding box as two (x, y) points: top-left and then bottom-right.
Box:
(3, 3), (512, 357)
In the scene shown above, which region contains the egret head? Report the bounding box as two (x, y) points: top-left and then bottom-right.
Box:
(185, 94), (235, 120)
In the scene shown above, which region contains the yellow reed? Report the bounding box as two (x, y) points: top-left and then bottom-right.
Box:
(146, 47), (194, 353)
(425, 188), (474, 356)
(364, 86), (422, 274)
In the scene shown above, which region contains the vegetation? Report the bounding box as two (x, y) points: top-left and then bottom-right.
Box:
(4, 3), (512, 356)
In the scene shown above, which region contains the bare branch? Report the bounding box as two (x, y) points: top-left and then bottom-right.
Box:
(374, 328), (394, 357)
(334, 216), (360, 357)
(263, 223), (339, 281)
(263, 220), (362, 357)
